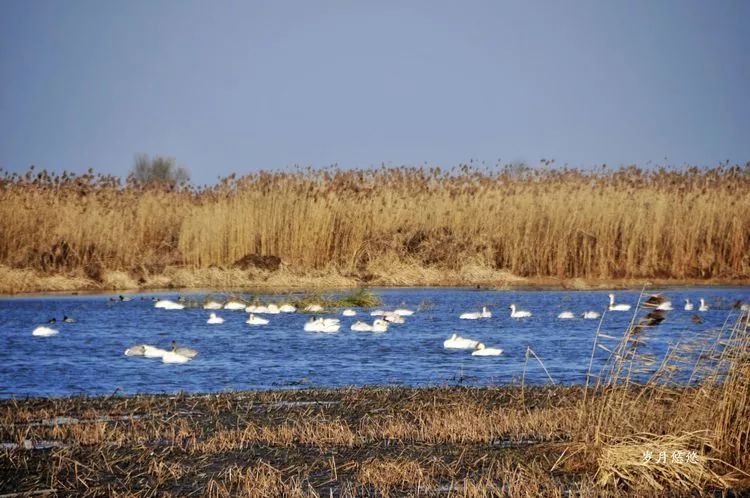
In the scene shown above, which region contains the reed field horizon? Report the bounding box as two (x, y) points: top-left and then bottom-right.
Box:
(1, 163), (748, 294)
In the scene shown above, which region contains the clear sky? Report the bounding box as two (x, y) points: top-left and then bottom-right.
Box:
(1, 1), (748, 185)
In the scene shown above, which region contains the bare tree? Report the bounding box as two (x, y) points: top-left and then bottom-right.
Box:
(131, 154), (190, 187)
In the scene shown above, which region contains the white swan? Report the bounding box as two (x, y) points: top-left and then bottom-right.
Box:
(384, 313), (405, 324)
(471, 343), (503, 356)
(279, 304), (297, 313)
(224, 301), (246, 310)
(393, 308), (414, 316)
(154, 299), (184, 310)
(371, 319), (389, 332)
(265, 304), (281, 314)
(656, 301), (673, 311)
(304, 304), (324, 312)
(350, 321), (372, 331)
(207, 312), (224, 324)
(143, 346), (167, 358)
(342, 309), (357, 317)
(246, 314), (269, 325)
(162, 351), (190, 364)
(582, 311), (601, 319)
(557, 311), (575, 319)
(443, 334), (480, 349)
(203, 301), (223, 310)
(32, 326), (58, 337)
(459, 306), (491, 320)
(699, 298), (709, 312)
(370, 310), (386, 316)
(684, 299), (694, 311)
(509, 304), (532, 318)
(304, 317), (339, 333)
(608, 294), (631, 311)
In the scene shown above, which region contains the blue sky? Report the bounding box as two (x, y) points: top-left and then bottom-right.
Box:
(1, 0), (748, 185)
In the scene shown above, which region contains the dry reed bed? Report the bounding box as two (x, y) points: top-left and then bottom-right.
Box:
(1, 164), (749, 293)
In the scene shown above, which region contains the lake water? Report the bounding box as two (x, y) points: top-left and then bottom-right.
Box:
(1, 287), (747, 398)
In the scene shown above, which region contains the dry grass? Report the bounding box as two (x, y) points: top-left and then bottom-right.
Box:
(1, 164), (749, 293)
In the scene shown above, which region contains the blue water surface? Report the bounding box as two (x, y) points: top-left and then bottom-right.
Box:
(0, 287), (747, 398)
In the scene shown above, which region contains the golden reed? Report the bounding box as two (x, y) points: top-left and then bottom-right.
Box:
(1, 164), (748, 284)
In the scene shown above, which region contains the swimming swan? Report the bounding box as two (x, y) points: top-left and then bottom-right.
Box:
(384, 313), (405, 324)
(393, 308), (414, 316)
(443, 334), (480, 349)
(246, 314), (269, 325)
(224, 301), (246, 310)
(471, 343), (503, 356)
(509, 304), (532, 318)
(699, 298), (709, 312)
(557, 311), (575, 319)
(460, 306), (491, 319)
(371, 319), (389, 332)
(207, 312), (224, 324)
(370, 310), (386, 316)
(304, 304), (324, 312)
(154, 299), (184, 310)
(342, 309), (357, 317)
(350, 321), (372, 331)
(684, 299), (694, 311)
(304, 317), (340, 333)
(582, 311), (601, 319)
(608, 294), (631, 311)
(162, 351), (191, 364)
(279, 304), (297, 313)
(203, 301), (223, 310)
(32, 326), (58, 337)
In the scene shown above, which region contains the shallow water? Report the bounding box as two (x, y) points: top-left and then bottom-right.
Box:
(1, 287), (747, 398)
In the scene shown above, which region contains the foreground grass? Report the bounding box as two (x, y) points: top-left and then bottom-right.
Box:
(1, 164), (749, 294)
(1, 385), (747, 497)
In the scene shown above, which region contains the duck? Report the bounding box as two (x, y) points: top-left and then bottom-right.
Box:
(203, 301), (223, 310)
(393, 308), (414, 316)
(557, 311), (575, 319)
(342, 309), (357, 317)
(32, 326), (58, 337)
(62, 315), (75, 323)
(459, 306), (491, 320)
(608, 294), (631, 311)
(691, 314), (704, 324)
(443, 334), (480, 349)
(471, 343), (503, 356)
(509, 304), (532, 318)
(154, 299), (184, 310)
(699, 299), (709, 312)
(171, 341), (198, 358)
(684, 299), (694, 311)
(582, 311), (601, 319)
(224, 300), (246, 310)
(119, 295), (132, 302)
(246, 314), (269, 325)
(384, 313), (405, 324)
(304, 304), (324, 312)
(207, 312), (224, 324)
(279, 304), (297, 313)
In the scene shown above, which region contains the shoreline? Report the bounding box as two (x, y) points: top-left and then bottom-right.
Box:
(1, 265), (748, 296)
